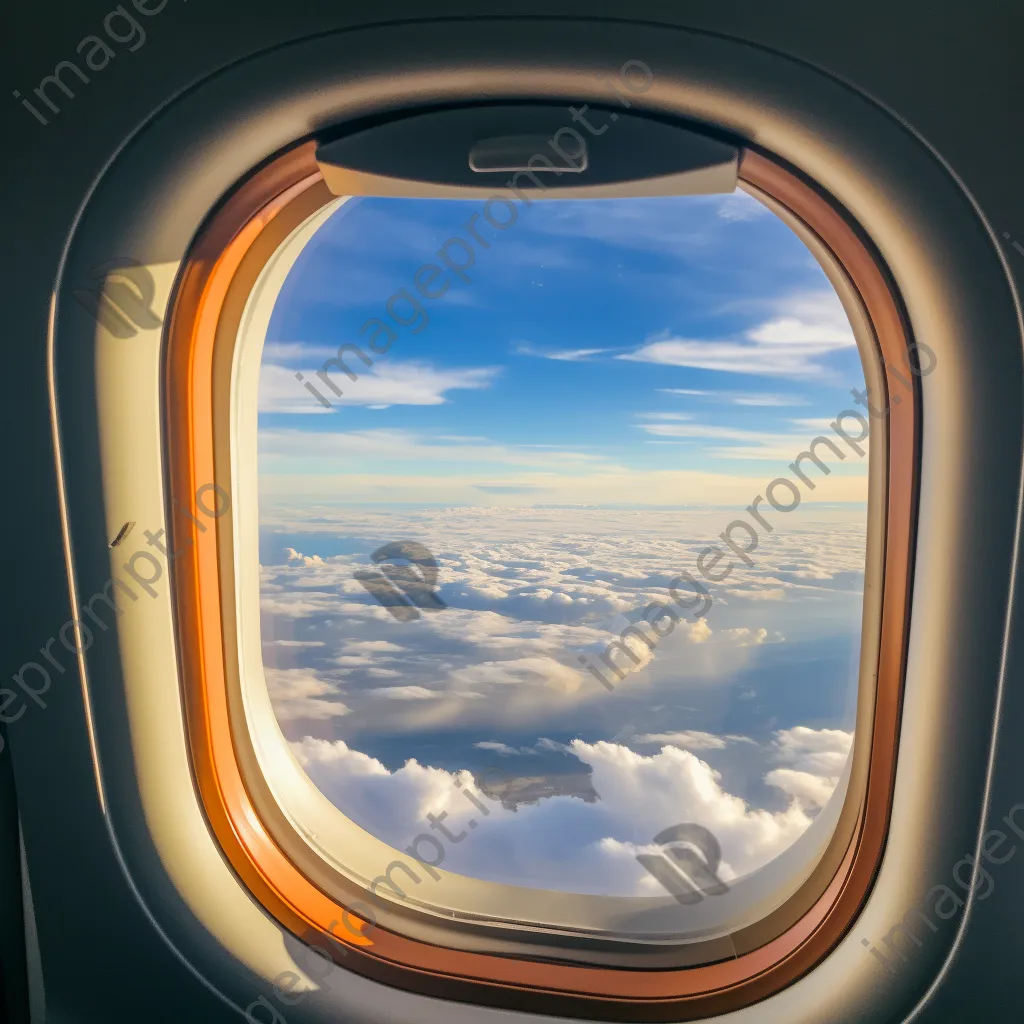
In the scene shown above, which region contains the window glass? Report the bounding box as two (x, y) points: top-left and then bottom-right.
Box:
(257, 191), (866, 898)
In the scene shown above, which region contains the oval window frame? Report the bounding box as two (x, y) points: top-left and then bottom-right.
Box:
(164, 134), (917, 1021)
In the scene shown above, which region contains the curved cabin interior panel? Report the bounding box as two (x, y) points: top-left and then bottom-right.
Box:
(2, 4), (1023, 1024)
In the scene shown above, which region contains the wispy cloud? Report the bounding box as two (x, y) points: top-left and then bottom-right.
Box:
(370, 686), (439, 700)
(474, 484), (547, 494)
(259, 427), (608, 469)
(635, 420), (768, 442)
(633, 729), (729, 750)
(473, 740), (539, 756)
(514, 341), (612, 361)
(523, 193), (771, 259)
(619, 292), (855, 380)
(264, 668), (350, 721)
(716, 193), (772, 222)
(634, 412), (869, 464)
(658, 388), (807, 407)
(259, 360), (498, 414)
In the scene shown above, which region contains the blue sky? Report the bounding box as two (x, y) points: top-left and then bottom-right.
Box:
(258, 190), (868, 505)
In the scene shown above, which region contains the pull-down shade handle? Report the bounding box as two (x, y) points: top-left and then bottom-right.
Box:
(468, 134), (590, 173)
(316, 105), (739, 199)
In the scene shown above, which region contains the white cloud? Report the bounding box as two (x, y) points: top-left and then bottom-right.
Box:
(514, 342), (612, 361)
(633, 729), (729, 750)
(724, 587), (786, 601)
(259, 360), (497, 414)
(288, 727), (852, 894)
(760, 727), (854, 811)
(792, 417), (842, 431)
(633, 413), (868, 467)
(343, 641), (406, 654)
(690, 618), (712, 643)
(264, 668), (350, 721)
(285, 547), (325, 567)
(260, 592), (345, 619)
(657, 388), (806, 407)
(473, 741), (537, 756)
(449, 656), (586, 695)
(259, 427), (605, 470)
(719, 627), (770, 646)
(772, 726), (854, 779)
(619, 292), (855, 379)
(291, 738), (481, 841)
(636, 421), (768, 442)
(764, 769), (837, 810)
(716, 193), (772, 222)
(370, 686), (439, 700)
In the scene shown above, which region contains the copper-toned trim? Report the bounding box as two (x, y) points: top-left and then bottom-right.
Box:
(165, 139), (917, 1020)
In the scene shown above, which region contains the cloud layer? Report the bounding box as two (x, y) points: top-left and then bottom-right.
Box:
(257, 504), (865, 894)
(292, 725), (853, 896)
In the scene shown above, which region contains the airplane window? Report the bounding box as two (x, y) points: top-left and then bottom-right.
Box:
(254, 188), (869, 907)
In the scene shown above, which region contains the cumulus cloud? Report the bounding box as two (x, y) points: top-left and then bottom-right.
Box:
(285, 547), (325, 567)
(265, 668), (350, 721)
(291, 738), (480, 844)
(764, 769), (838, 810)
(370, 686), (438, 700)
(689, 618), (713, 643)
(288, 726), (852, 895)
(449, 656), (586, 695)
(762, 727), (853, 811)
(719, 627), (770, 646)
(773, 726), (854, 779)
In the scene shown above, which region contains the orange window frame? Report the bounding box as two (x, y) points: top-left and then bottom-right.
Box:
(165, 137), (917, 1021)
